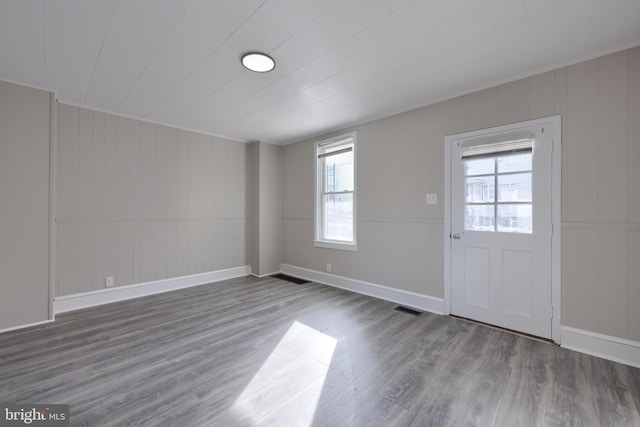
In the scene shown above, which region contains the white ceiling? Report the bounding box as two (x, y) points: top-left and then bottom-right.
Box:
(1, 0), (639, 145)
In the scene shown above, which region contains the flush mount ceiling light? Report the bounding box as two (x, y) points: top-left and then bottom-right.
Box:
(241, 52), (275, 73)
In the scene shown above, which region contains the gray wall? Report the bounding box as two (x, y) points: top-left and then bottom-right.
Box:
(0, 81), (51, 329)
(281, 47), (640, 343)
(56, 104), (251, 296)
(251, 141), (282, 276)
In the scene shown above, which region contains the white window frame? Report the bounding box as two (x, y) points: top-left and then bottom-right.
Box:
(462, 140), (534, 234)
(314, 132), (357, 251)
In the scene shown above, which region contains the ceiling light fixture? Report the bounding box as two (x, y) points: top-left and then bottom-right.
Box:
(241, 52), (275, 73)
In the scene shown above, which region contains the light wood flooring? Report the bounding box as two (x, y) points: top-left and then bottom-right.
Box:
(1, 275), (639, 426)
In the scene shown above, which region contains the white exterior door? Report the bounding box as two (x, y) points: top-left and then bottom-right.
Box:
(449, 122), (554, 339)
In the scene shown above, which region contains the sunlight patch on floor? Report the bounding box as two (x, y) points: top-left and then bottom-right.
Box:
(230, 320), (337, 426)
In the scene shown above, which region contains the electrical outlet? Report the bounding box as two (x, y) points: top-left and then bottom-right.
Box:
(426, 193), (438, 205)
(326, 263), (332, 273)
(105, 276), (114, 288)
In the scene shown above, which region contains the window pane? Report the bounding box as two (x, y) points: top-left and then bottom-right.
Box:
(324, 151), (354, 192)
(465, 158), (494, 176)
(497, 204), (532, 233)
(323, 193), (353, 241)
(465, 204), (495, 231)
(498, 173), (532, 202)
(498, 153), (531, 173)
(466, 176), (495, 203)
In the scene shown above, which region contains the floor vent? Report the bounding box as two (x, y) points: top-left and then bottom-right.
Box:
(394, 306), (422, 316)
(271, 273), (310, 285)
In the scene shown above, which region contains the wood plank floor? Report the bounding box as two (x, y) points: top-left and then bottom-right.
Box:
(1, 275), (639, 426)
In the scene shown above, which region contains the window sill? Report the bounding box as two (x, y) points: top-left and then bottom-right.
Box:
(314, 241), (358, 252)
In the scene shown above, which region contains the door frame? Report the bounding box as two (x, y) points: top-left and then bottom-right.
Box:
(443, 115), (562, 344)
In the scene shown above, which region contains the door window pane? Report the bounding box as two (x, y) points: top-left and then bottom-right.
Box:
(323, 193), (353, 241)
(498, 173), (532, 202)
(465, 205), (495, 231)
(497, 204), (532, 233)
(466, 176), (495, 202)
(465, 158), (494, 176)
(464, 147), (533, 233)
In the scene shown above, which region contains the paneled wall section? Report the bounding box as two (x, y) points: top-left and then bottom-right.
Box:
(57, 105), (250, 297)
(251, 141), (282, 276)
(0, 81), (51, 330)
(562, 48), (640, 342)
(282, 47), (640, 342)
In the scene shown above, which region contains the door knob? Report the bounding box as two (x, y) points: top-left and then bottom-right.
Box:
(452, 233), (462, 240)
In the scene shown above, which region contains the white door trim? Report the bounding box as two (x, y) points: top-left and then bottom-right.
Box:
(444, 116), (562, 343)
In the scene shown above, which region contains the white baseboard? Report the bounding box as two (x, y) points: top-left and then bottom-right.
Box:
(0, 318), (55, 334)
(280, 264), (444, 315)
(561, 326), (640, 368)
(54, 265), (252, 314)
(251, 271), (281, 278)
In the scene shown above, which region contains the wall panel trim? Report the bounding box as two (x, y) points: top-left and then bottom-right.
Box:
(49, 94), (58, 322)
(562, 221), (640, 231)
(53, 266), (251, 314)
(280, 264), (445, 315)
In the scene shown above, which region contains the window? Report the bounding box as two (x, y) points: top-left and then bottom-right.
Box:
(462, 139), (533, 234)
(315, 133), (356, 251)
